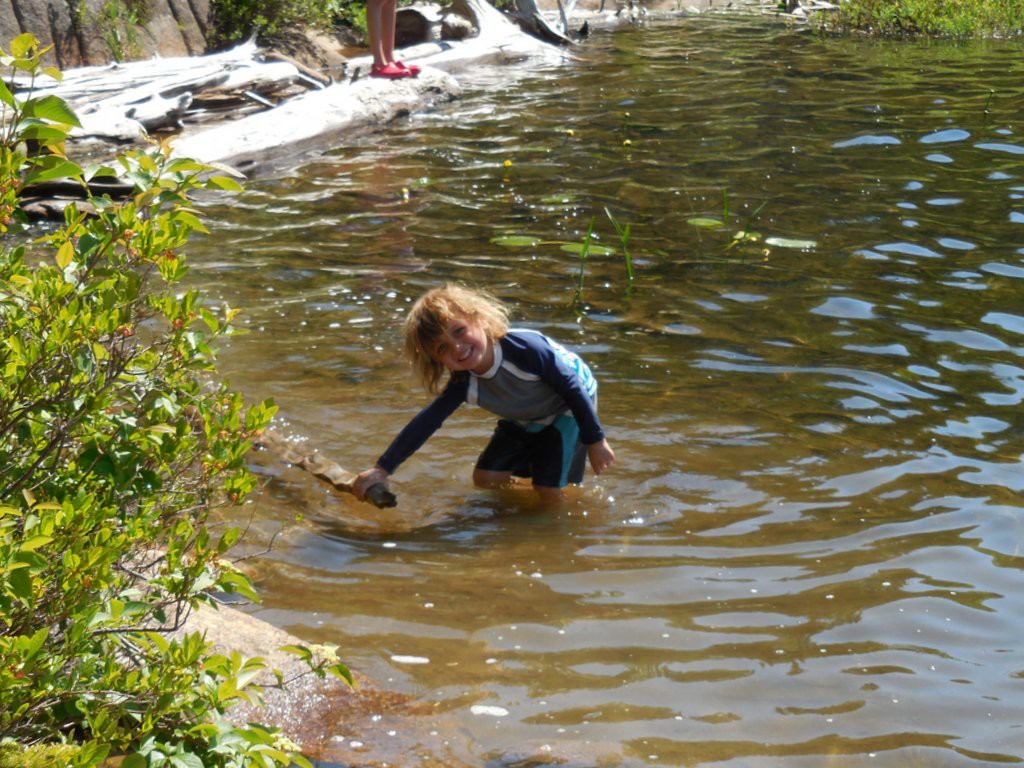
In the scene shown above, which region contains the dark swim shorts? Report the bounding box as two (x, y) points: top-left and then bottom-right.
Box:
(475, 414), (587, 489)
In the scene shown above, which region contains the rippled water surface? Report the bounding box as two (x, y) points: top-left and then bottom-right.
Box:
(188, 16), (1024, 766)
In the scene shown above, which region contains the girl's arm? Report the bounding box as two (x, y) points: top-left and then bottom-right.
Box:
(528, 336), (606, 446)
(527, 337), (615, 473)
(356, 378), (467, 495)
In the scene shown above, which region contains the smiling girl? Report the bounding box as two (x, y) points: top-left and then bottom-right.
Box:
(353, 284), (615, 504)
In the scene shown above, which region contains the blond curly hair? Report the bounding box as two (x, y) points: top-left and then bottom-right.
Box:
(404, 284), (509, 393)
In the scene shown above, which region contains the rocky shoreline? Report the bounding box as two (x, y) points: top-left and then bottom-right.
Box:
(179, 601), (468, 766)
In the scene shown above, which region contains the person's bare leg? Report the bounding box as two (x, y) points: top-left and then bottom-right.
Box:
(380, 0), (398, 64)
(473, 468), (513, 489)
(366, 0), (386, 67)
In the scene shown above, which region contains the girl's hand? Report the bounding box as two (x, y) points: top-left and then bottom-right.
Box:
(353, 466), (390, 501)
(588, 439), (616, 475)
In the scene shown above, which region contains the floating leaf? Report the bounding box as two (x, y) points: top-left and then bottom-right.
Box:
(491, 235), (541, 247)
(765, 236), (817, 250)
(560, 243), (615, 256)
(688, 217), (723, 228)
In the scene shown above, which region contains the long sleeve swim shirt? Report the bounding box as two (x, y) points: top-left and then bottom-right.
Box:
(376, 329), (604, 475)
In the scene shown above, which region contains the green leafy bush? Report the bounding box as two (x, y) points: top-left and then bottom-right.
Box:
(210, 0), (344, 47)
(823, 0), (1024, 37)
(0, 34), (351, 766)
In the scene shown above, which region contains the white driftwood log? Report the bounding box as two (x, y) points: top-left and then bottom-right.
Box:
(21, 40), (312, 143)
(512, 0), (576, 46)
(377, 0), (571, 74)
(171, 68), (462, 170)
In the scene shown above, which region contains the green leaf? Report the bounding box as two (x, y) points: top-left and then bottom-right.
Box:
(764, 236), (817, 250)
(217, 569), (258, 602)
(22, 94), (81, 127)
(19, 535), (53, 552)
(15, 124), (71, 145)
(24, 158), (83, 186)
(171, 210), (207, 233)
(219, 526), (241, 550)
(82, 163), (119, 182)
(560, 243), (615, 256)
(11, 32), (37, 58)
(329, 661), (356, 687)
(279, 645), (313, 662)
(19, 627), (48, 658)
(0, 78), (14, 108)
(120, 754), (147, 768)
(169, 753), (204, 768)
(205, 175), (244, 192)
(687, 217), (724, 228)
(8, 568), (31, 602)
(55, 240), (74, 269)
(490, 235), (541, 248)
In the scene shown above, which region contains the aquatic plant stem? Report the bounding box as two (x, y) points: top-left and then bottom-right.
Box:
(604, 206), (634, 291)
(572, 216), (596, 307)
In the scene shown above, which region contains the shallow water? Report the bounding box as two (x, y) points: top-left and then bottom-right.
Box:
(188, 16), (1024, 766)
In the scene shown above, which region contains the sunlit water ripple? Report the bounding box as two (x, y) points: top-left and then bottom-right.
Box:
(186, 16), (1024, 766)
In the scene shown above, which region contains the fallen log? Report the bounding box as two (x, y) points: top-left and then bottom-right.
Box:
(512, 0), (576, 46)
(170, 67), (461, 170)
(395, 0), (572, 72)
(254, 429), (397, 509)
(19, 39), (314, 144)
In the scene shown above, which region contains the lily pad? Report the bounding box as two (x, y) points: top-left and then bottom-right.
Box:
(687, 217), (724, 228)
(765, 236), (817, 250)
(491, 235), (542, 248)
(560, 243), (616, 256)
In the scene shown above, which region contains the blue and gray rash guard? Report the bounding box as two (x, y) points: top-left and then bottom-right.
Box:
(376, 329), (604, 475)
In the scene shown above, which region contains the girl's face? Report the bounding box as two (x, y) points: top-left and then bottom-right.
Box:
(431, 315), (493, 374)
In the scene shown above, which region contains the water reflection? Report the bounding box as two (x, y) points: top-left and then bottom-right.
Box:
(189, 16), (1024, 767)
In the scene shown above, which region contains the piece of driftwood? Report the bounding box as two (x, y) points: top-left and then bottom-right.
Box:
(409, 0), (571, 70)
(19, 39), (316, 144)
(512, 0), (576, 46)
(254, 429), (397, 509)
(170, 67), (461, 170)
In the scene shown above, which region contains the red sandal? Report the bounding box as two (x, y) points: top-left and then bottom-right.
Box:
(396, 60), (421, 76)
(371, 62), (412, 79)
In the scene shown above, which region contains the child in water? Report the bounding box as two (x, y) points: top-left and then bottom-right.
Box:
(353, 284), (615, 504)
